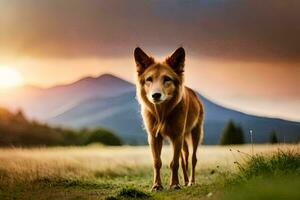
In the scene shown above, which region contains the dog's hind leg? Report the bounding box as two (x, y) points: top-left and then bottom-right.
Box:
(148, 134), (164, 191)
(180, 139), (189, 186)
(189, 122), (202, 186)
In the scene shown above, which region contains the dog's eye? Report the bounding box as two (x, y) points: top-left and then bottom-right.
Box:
(163, 76), (172, 83)
(146, 77), (153, 82)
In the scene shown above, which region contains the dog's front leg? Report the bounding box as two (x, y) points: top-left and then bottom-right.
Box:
(148, 134), (163, 191)
(169, 136), (183, 189)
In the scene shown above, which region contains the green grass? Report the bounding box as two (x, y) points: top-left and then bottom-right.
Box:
(236, 149), (300, 179)
(223, 149), (300, 200)
(223, 175), (300, 200)
(0, 146), (299, 200)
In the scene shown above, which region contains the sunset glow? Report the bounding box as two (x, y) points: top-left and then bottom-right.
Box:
(0, 1), (299, 121)
(0, 67), (24, 89)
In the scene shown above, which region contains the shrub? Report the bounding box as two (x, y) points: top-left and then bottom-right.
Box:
(85, 129), (122, 146)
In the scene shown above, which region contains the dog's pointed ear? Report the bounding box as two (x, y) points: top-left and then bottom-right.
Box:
(134, 47), (154, 75)
(166, 47), (185, 74)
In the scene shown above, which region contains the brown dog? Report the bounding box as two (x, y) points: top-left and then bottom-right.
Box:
(134, 47), (204, 191)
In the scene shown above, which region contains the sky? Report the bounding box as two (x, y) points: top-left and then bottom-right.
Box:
(0, 0), (300, 121)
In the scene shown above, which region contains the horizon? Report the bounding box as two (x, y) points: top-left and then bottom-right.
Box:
(1, 72), (300, 123)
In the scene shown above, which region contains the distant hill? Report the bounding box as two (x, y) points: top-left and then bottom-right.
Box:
(0, 107), (65, 146)
(1, 74), (300, 144)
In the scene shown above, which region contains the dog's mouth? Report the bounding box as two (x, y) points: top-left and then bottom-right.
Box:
(151, 99), (164, 104)
(152, 100), (164, 105)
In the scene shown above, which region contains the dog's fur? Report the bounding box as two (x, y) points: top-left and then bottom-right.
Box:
(134, 47), (204, 191)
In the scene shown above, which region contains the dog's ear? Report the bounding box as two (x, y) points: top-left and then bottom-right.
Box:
(134, 47), (154, 75)
(166, 47), (185, 74)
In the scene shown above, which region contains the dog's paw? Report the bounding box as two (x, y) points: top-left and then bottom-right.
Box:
(188, 181), (195, 187)
(170, 184), (181, 190)
(151, 184), (164, 192)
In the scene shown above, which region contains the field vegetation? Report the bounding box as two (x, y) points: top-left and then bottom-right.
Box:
(0, 145), (299, 199)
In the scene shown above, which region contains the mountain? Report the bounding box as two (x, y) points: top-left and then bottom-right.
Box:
(49, 91), (145, 144)
(1, 74), (300, 144)
(0, 74), (134, 120)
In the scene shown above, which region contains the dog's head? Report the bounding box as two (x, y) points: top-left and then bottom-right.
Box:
(134, 47), (185, 105)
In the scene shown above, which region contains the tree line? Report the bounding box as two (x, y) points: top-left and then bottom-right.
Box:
(0, 107), (122, 147)
(220, 120), (281, 145)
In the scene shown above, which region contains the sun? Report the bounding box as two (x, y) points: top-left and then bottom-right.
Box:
(0, 67), (24, 89)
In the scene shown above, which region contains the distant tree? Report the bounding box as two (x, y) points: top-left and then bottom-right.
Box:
(15, 109), (25, 120)
(269, 130), (279, 144)
(85, 128), (122, 146)
(235, 126), (245, 145)
(220, 120), (244, 145)
(62, 129), (83, 146)
(220, 121), (235, 145)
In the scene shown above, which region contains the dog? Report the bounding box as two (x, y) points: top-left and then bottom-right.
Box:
(134, 47), (204, 191)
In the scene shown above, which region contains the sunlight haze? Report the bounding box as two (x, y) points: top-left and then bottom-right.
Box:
(0, 66), (24, 89)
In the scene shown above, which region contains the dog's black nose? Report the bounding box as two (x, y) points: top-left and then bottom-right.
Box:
(152, 93), (161, 100)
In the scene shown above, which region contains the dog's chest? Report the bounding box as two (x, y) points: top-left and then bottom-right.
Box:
(153, 117), (186, 138)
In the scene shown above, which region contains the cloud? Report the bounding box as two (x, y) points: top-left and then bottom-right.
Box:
(1, 0), (300, 61)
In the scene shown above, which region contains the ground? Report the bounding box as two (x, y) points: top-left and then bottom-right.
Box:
(0, 145), (299, 199)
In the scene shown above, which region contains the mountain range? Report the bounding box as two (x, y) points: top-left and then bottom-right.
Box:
(1, 74), (299, 144)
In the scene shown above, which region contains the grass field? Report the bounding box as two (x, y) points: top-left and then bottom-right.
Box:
(0, 144), (299, 199)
